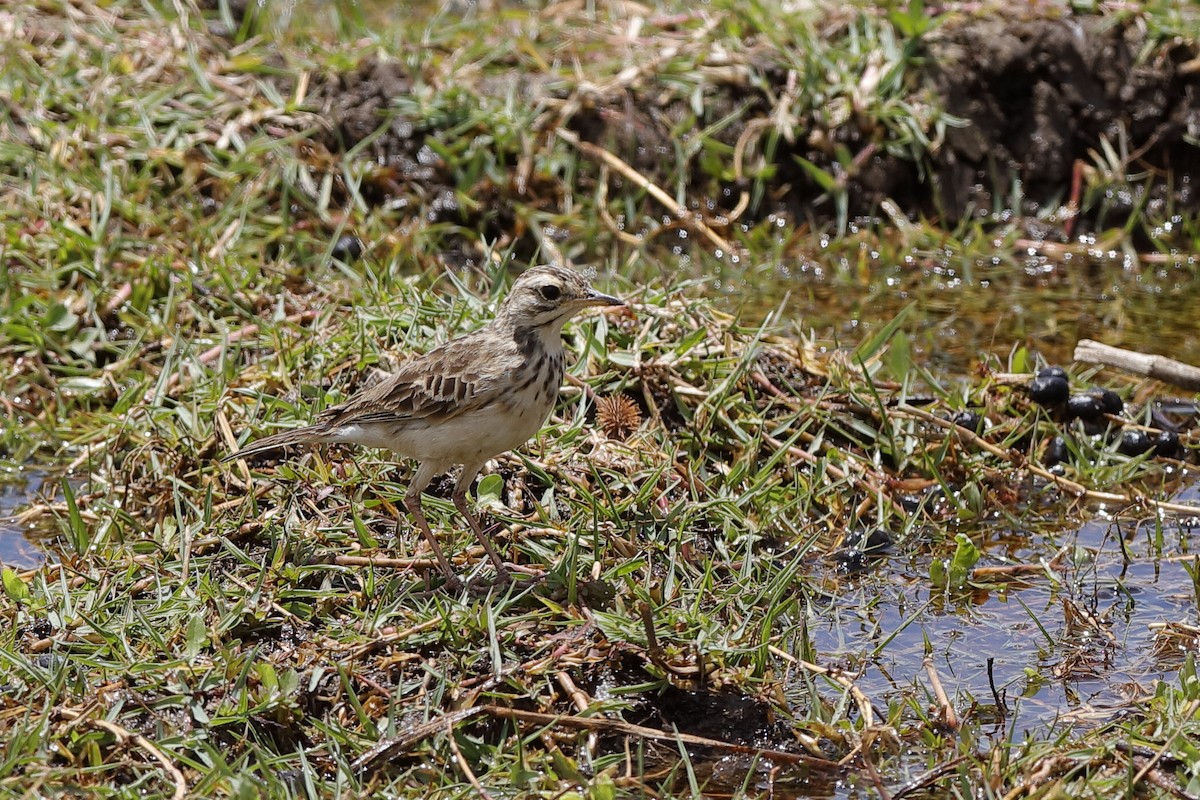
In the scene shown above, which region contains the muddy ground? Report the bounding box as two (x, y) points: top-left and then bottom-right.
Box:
(272, 9), (1200, 243)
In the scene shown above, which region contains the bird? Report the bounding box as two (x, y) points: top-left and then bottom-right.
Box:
(222, 265), (624, 582)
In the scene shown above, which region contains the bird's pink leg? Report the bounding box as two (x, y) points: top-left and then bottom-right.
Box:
(454, 464), (510, 579)
(403, 462), (456, 580)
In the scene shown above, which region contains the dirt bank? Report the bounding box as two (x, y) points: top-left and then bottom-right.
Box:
(294, 8), (1199, 239)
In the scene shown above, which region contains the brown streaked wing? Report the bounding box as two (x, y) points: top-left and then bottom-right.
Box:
(314, 331), (513, 429)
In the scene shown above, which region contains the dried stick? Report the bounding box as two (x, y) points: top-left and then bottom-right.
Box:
(556, 127), (736, 254)
(352, 707), (484, 772)
(1073, 339), (1200, 392)
(102, 282), (133, 317)
(333, 554), (448, 570)
(768, 645), (876, 727)
(556, 670), (599, 758)
(57, 707), (188, 800)
(481, 705), (837, 768)
(761, 434), (908, 518)
(154, 309), (319, 402)
(970, 546), (1070, 582)
(1128, 699), (1200, 794)
(446, 720), (496, 800)
(596, 164), (646, 246)
(342, 616), (445, 661)
(922, 656), (959, 731)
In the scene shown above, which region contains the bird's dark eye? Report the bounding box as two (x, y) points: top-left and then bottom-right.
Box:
(539, 284), (562, 301)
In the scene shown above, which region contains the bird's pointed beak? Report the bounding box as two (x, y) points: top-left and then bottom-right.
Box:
(585, 287), (625, 307)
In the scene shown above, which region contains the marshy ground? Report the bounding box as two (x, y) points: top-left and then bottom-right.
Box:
(3, 0), (1200, 797)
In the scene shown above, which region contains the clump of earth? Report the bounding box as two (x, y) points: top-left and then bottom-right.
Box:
(231, 7), (1200, 237)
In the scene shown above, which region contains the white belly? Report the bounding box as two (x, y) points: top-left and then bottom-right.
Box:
(332, 391), (554, 470)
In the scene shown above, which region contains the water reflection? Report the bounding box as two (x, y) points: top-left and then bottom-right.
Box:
(799, 477), (1200, 781)
(0, 468), (49, 569)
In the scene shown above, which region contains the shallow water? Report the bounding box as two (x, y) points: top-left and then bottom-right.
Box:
(800, 478), (1200, 793)
(0, 467), (49, 569)
(703, 244), (1200, 375)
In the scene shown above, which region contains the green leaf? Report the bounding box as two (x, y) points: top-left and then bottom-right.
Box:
(589, 773), (617, 800)
(854, 302), (916, 363)
(44, 302), (78, 332)
(60, 377), (107, 392)
(62, 478), (89, 554)
(929, 558), (946, 589)
(185, 613), (208, 657)
(1010, 346), (1031, 373)
(476, 474), (504, 507)
(549, 748), (586, 785)
(257, 662), (279, 693)
(2, 568), (30, 604)
(352, 505), (378, 548)
(947, 533), (980, 588)
(792, 155), (837, 192)
(606, 350), (638, 367)
(885, 330), (912, 381)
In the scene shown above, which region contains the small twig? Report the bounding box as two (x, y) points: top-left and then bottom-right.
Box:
(155, 309), (319, 402)
(480, 705), (837, 768)
(1074, 339), (1200, 392)
(1128, 699), (1200, 793)
(860, 744), (894, 800)
(343, 616), (445, 661)
(970, 545), (1070, 582)
(731, 118), (774, 222)
(987, 658), (1008, 725)
(596, 164), (646, 246)
(556, 127), (736, 254)
(922, 656), (959, 731)
(102, 282), (133, 318)
(57, 707), (188, 800)
(225, 574), (343, 652)
(640, 602), (703, 678)
(333, 554), (446, 570)
(199, 309), (319, 371)
(761, 434), (907, 518)
(446, 720), (496, 800)
(891, 756), (972, 799)
(1063, 159), (1083, 240)
(768, 645), (876, 727)
(556, 671), (599, 758)
(352, 707), (485, 772)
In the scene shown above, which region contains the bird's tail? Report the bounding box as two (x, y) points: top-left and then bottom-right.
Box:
(221, 425), (332, 463)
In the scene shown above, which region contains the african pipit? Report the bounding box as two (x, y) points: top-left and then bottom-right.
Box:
(223, 265), (623, 581)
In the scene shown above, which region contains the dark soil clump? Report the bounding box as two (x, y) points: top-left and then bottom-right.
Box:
(927, 14), (1200, 229)
(297, 9), (1199, 237)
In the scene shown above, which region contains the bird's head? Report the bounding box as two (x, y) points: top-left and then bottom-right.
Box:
(497, 265), (623, 333)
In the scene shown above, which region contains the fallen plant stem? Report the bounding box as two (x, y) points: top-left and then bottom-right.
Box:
(446, 719), (495, 800)
(1074, 339), (1200, 391)
(352, 707), (485, 772)
(923, 656), (959, 731)
(762, 434), (907, 518)
(768, 645), (876, 727)
(480, 705), (837, 768)
(157, 309), (319, 401)
(57, 707), (188, 800)
(971, 546), (1069, 581)
(556, 127), (736, 254)
(1128, 698), (1200, 792)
